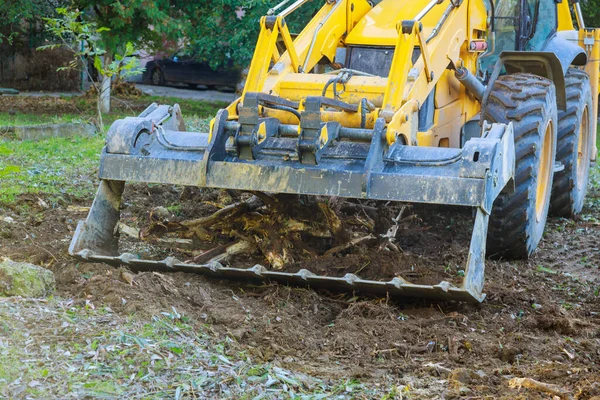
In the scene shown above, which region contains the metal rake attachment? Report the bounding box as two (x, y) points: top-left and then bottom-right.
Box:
(69, 103), (516, 303)
(72, 248), (485, 302)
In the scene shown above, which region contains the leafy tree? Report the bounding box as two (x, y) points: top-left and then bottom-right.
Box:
(72, 0), (185, 55)
(580, 0), (600, 28)
(181, 0), (324, 69)
(40, 8), (141, 130)
(61, 0), (187, 113)
(0, 0), (65, 43)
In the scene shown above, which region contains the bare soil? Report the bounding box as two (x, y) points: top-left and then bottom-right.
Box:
(1, 180), (600, 398)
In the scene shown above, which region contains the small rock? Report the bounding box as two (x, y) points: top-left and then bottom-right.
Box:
(424, 362), (452, 377)
(0, 258), (55, 297)
(2, 216), (15, 224)
(229, 328), (247, 340)
(459, 386), (473, 395)
(151, 206), (170, 221)
(448, 368), (481, 385)
(120, 270), (135, 285)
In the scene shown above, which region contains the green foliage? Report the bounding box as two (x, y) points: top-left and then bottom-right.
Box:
(40, 8), (144, 128)
(0, 0), (65, 43)
(181, 0), (324, 68)
(70, 0), (186, 56)
(0, 135), (104, 205)
(580, 0), (600, 28)
(40, 8), (141, 81)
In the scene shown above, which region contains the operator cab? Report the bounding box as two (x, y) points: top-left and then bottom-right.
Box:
(479, 0), (559, 78)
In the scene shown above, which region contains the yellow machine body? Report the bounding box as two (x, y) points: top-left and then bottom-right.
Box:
(69, 0), (599, 302)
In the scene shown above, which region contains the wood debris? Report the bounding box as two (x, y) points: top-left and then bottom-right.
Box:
(508, 377), (573, 400)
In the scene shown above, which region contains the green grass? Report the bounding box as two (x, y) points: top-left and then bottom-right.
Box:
(0, 113), (88, 127)
(0, 135), (104, 205)
(0, 300), (388, 399)
(0, 95), (227, 128)
(66, 95), (228, 123)
(145, 96), (228, 117)
(0, 95), (222, 207)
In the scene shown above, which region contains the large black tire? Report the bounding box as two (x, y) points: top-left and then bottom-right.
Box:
(484, 73), (558, 259)
(151, 68), (165, 86)
(550, 68), (593, 217)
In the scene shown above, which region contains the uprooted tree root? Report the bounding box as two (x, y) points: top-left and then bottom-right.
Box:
(131, 191), (421, 271)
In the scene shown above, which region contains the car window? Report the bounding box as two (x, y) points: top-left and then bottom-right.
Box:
(173, 49), (194, 61)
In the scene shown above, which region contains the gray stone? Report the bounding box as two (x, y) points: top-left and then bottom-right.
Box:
(448, 368), (481, 385)
(12, 122), (96, 141)
(0, 259), (55, 297)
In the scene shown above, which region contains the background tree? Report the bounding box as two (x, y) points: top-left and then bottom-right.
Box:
(180, 0), (323, 69)
(580, 0), (600, 28)
(67, 0), (186, 113)
(0, 0), (64, 44)
(40, 8), (141, 130)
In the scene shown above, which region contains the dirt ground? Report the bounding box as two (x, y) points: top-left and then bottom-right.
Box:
(1, 172), (600, 398)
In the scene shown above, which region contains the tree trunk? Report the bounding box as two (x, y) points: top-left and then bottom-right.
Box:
(100, 51), (112, 114)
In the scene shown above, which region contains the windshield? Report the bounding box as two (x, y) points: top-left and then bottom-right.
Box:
(479, 0), (557, 77)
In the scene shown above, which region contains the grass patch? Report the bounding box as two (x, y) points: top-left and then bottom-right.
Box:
(0, 113), (87, 127)
(0, 94), (221, 207)
(0, 300), (386, 399)
(0, 135), (104, 205)
(146, 96), (228, 117)
(0, 94), (227, 128)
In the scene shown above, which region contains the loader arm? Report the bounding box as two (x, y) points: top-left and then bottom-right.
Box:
(235, 0), (485, 149)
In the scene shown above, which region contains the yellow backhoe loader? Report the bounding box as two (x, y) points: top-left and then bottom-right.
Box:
(69, 0), (599, 302)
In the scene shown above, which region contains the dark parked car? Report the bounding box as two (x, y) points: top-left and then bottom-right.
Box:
(142, 50), (241, 90)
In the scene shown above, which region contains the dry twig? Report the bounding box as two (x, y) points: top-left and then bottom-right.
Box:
(182, 196), (264, 229)
(508, 377), (573, 400)
(324, 234), (376, 257)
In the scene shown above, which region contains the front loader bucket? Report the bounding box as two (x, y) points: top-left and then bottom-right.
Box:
(70, 100), (515, 303)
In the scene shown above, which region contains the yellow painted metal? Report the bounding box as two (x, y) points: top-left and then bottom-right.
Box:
(403, 3), (468, 106)
(467, 0), (488, 39)
(242, 17), (281, 98)
(535, 121), (554, 222)
(346, 0), (372, 34)
(346, 0), (449, 46)
(231, 0), (498, 154)
(261, 0), (357, 93)
(555, 1), (598, 161)
(257, 121), (268, 144)
(278, 74), (386, 106)
(381, 22), (416, 114)
(385, 100), (419, 145)
(278, 19), (301, 73)
(425, 100), (464, 148)
(416, 24), (433, 83)
(556, 0), (575, 31)
(272, 44), (281, 63)
(208, 117), (216, 142)
(319, 124), (329, 146)
(435, 70), (461, 109)
(581, 28), (599, 161)
(577, 106), (590, 183)
(263, 108), (377, 128)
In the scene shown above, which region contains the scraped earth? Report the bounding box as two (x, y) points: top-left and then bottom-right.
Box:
(1, 176), (600, 398)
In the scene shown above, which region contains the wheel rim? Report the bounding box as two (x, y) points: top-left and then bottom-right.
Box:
(576, 106), (590, 190)
(152, 70), (160, 85)
(535, 121), (554, 222)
